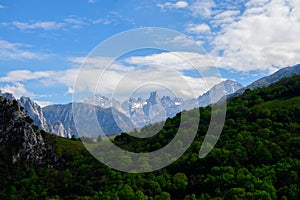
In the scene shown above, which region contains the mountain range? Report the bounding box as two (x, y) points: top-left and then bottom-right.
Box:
(2, 67), (300, 199)
(8, 95), (134, 138)
(0, 79), (243, 137)
(230, 64), (300, 98)
(2, 64), (300, 138)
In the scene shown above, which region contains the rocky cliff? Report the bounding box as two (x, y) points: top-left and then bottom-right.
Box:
(0, 94), (48, 163)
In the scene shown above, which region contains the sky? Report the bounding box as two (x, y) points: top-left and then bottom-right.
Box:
(0, 0), (300, 106)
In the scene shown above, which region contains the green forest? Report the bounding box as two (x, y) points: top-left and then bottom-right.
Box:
(1, 75), (300, 199)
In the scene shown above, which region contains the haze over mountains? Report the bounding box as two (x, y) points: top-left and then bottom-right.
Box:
(1, 79), (242, 138)
(2, 64), (300, 138)
(2, 68), (300, 199)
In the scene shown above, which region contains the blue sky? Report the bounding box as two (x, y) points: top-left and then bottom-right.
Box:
(0, 0), (300, 106)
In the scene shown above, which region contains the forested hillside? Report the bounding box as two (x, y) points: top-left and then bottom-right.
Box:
(1, 75), (300, 199)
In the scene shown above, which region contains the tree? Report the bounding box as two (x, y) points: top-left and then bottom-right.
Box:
(224, 188), (246, 200)
(154, 192), (171, 200)
(118, 184), (135, 200)
(173, 173), (188, 190)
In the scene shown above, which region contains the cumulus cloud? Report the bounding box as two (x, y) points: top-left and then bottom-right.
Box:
(211, 10), (241, 27)
(0, 52), (224, 102)
(213, 0), (300, 72)
(0, 82), (35, 98)
(66, 87), (75, 95)
(157, 1), (188, 10)
(189, 0), (216, 18)
(186, 23), (211, 34)
(170, 35), (203, 46)
(105, 65), (224, 100)
(124, 51), (215, 71)
(69, 56), (134, 72)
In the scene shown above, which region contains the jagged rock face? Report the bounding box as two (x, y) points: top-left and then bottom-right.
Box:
(0, 91), (15, 100)
(89, 80), (243, 128)
(16, 97), (73, 138)
(198, 80), (243, 107)
(18, 97), (48, 131)
(43, 103), (135, 138)
(121, 92), (185, 127)
(0, 95), (47, 163)
(1, 79), (243, 139)
(43, 104), (74, 138)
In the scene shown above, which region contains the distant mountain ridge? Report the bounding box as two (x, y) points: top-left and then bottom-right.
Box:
(1, 78), (243, 137)
(123, 91), (184, 127)
(89, 80), (243, 127)
(249, 64), (300, 89)
(2, 64), (299, 138)
(232, 64), (300, 97)
(1, 92), (134, 138)
(43, 103), (134, 138)
(198, 80), (243, 107)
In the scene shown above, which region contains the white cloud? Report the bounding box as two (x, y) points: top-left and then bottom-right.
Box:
(34, 100), (53, 108)
(64, 17), (86, 28)
(37, 68), (79, 88)
(104, 66), (224, 100)
(12, 21), (64, 30)
(157, 1), (188, 10)
(92, 11), (134, 26)
(211, 10), (241, 27)
(0, 40), (46, 60)
(69, 56), (135, 72)
(0, 52), (223, 102)
(124, 51), (214, 71)
(0, 5), (5, 9)
(0, 70), (54, 82)
(0, 82), (35, 99)
(186, 23), (211, 34)
(66, 87), (74, 94)
(88, 0), (96, 3)
(189, 0), (216, 18)
(161, 35), (203, 47)
(5, 17), (87, 31)
(213, 0), (300, 72)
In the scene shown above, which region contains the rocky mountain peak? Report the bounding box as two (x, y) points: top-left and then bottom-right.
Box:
(0, 94), (48, 163)
(0, 90), (15, 100)
(198, 80), (243, 107)
(18, 96), (48, 131)
(147, 91), (159, 105)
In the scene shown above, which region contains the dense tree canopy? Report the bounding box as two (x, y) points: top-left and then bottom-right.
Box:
(1, 75), (300, 199)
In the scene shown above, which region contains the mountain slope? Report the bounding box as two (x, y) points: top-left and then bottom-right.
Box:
(43, 103), (134, 137)
(15, 96), (134, 138)
(198, 79), (243, 107)
(1, 75), (300, 199)
(0, 95), (48, 163)
(232, 64), (300, 97)
(18, 96), (48, 131)
(249, 64), (300, 89)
